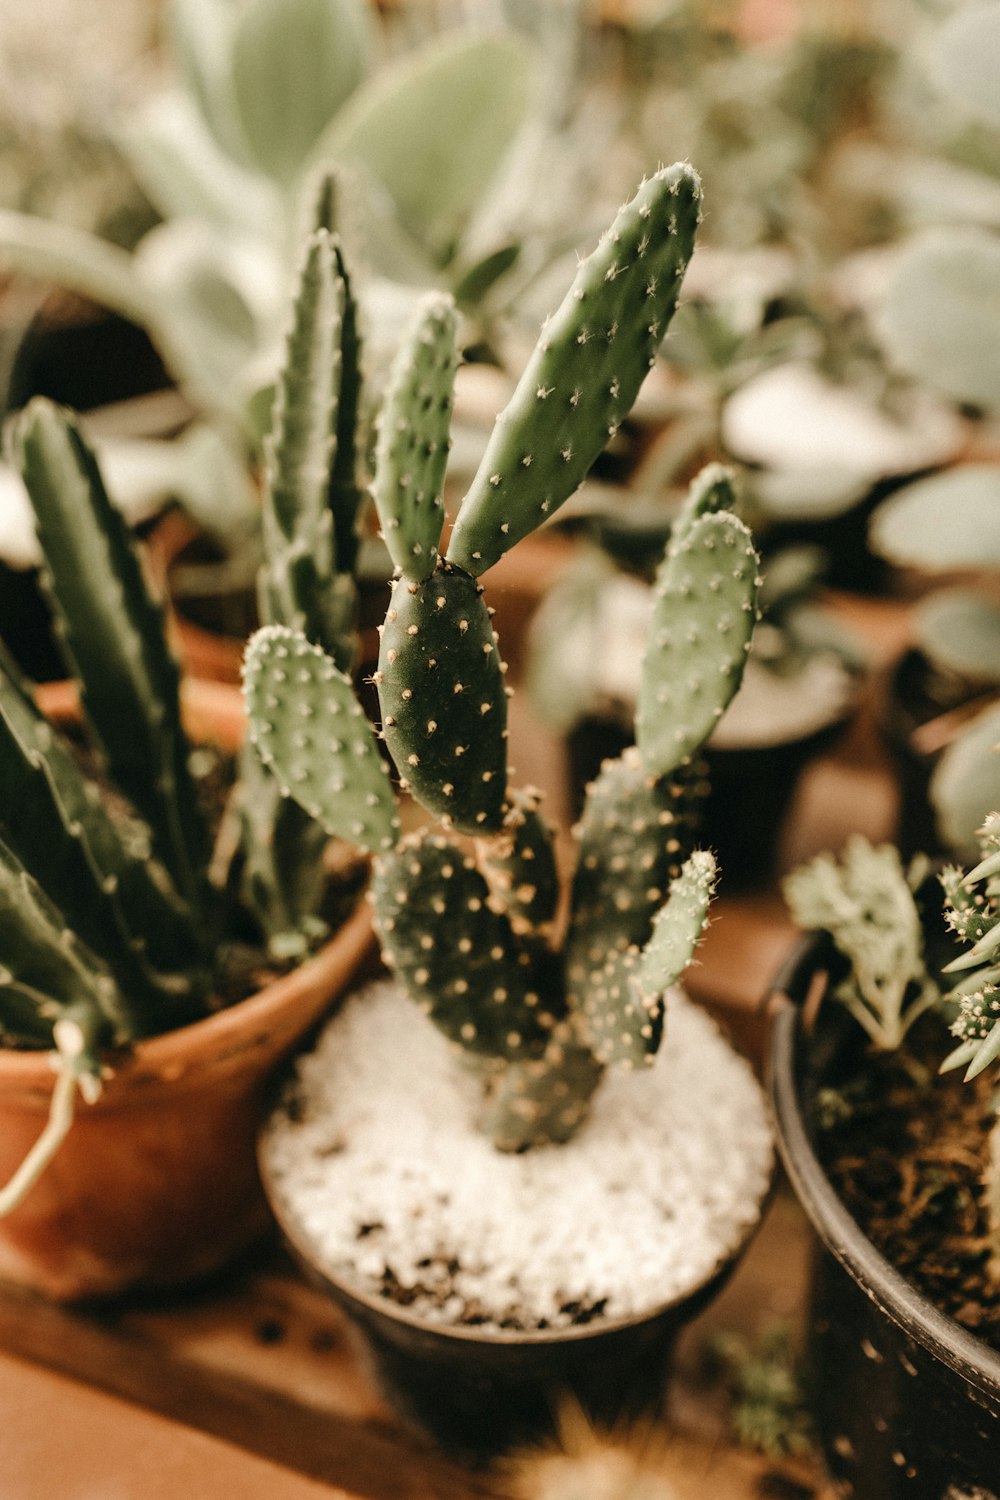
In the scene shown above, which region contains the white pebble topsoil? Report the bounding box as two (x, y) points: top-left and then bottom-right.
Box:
(262, 980), (774, 1333)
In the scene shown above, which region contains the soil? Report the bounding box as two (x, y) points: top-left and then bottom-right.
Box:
(814, 1012), (1000, 1348)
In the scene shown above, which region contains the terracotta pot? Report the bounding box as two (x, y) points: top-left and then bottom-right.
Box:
(0, 681), (375, 1301)
(767, 937), (1000, 1499)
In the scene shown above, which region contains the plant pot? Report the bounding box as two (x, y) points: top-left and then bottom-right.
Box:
(767, 937), (1000, 1499)
(0, 680), (376, 1302)
(259, 981), (775, 1459)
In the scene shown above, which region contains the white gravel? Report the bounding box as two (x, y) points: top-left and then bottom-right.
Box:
(262, 980), (774, 1332)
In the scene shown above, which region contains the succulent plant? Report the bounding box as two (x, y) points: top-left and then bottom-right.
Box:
(940, 813), (1000, 1082)
(0, 215), (372, 1208)
(245, 166), (762, 1150)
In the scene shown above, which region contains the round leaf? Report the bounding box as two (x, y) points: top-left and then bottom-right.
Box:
(870, 466), (1000, 571)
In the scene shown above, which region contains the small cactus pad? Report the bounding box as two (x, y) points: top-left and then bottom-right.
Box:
(446, 163), (702, 576)
(478, 1023), (604, 1151)
(670, 461), (738, 547)
(371, 291), (457, 582)
(639, 848), (717, 997)
(477, 788), (559, 935)
(579, 944), (665, 1067)
(565, 746), (703, 986)
(376, 565), (508, 833)
(637, 510), (759, 780)
(370, 830), (556, 1061)
(242, 625), (399, 854)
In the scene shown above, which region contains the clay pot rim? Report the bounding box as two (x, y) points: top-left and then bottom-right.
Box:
(260, 1035), (776, 1352)
(767, 935), (1000, 1396)
(0, 899), (374, 1098)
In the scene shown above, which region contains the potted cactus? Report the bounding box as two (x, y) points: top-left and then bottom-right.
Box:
(0, 215), (383, 1301)
(770, 833), (1000, 1498)
(247, 165), (774, 1456)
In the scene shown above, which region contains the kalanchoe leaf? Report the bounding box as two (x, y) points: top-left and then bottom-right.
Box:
(7, 399), (210, 914)
(377, 565), (508, 833)
(477, 788), (560, 936)
(242, 624), (399, 854)
(371, 828), (558, 1062)
(0, 654), (206, 1025)
(447, 163), (703, 576)
(371, 291), (457, 583)
(637, 508), (759, 781)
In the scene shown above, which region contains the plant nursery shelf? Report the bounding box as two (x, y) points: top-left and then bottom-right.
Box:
(0, 1192), (832, 1500)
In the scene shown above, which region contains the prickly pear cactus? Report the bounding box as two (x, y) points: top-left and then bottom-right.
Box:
(243, 171), (759, 1153)
(447, 163), (703, 575)
(376, 567), (508, 834)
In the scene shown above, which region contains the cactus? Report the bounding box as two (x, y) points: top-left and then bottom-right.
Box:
(941, 813), (1000, 1080)
(245, 168), (763, 1149)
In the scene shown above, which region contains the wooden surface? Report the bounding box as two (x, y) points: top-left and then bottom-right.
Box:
(0, 1193), (832, 1500)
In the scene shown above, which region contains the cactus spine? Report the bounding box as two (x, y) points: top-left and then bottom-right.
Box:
(245, 166), (761, 1150)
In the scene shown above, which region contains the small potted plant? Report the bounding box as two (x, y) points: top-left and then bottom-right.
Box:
(771, 832), (1000, 1498)
(0, 216), (382, 1302)
(245, 165), (775, 1457)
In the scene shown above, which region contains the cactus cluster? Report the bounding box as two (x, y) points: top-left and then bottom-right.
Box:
(0, 191), (375, 1205)
(245, 165), (763, 1149)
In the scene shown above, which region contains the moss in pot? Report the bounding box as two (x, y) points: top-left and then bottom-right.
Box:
(247, 166), (774, 1457)
(772, 834), (1000, 1498)
(0, 215), (383, 1299)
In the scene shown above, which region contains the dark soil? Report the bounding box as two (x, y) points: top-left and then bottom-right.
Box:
(814, 1012), (1000, 1348)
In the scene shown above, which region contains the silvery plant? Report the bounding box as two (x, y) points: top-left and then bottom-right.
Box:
(0, 0), (541, 433)
(245, 164), (762, 1150)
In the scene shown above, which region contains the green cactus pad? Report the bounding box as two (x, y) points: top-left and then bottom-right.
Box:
(637, 510), (759, 780)
(371, 291), (457, 583)
(376, 565), (508, 833)
(565, 746), (702, 986)
(578, 943), (665, 1067)
(242, 625), (398, 854)
(478, 1023), (604, 1150)
(371, 830), (557, 1061)
(670, 461), (738, 547)
(477, 788), (559, 935)
(446, 163), (702, 576)
(639, 848), (717, 996)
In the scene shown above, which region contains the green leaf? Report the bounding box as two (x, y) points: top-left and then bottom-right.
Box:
(869, 466), (1000, 571)
(915, 590), (1000, 685)
(316, 32), (535, 266)
(231, 0), (373, 181)
(169, 0), (246, 162)
(878, 230), (1000, 410)
(932, 702), (1000, 858)
(933, 1), (1000, 129)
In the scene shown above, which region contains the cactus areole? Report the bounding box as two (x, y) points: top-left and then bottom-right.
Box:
(245, 164), (765, 1153)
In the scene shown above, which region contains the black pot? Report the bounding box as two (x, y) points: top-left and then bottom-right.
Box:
(261, 1143), (765, 1461)
(767, 937), (1000, 1499)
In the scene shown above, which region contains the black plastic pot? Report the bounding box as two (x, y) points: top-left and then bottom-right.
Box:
(767, 938), (1000, 1499)
(261, 1140), (766, 1461)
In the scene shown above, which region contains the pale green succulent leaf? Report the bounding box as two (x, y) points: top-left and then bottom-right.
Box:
(933, 1), (1000, 129)
(870, 467), (1000, 572)
(931, 703), (1000, 858)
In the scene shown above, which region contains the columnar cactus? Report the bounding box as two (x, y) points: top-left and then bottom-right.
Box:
(245, 166), (763, 1149)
